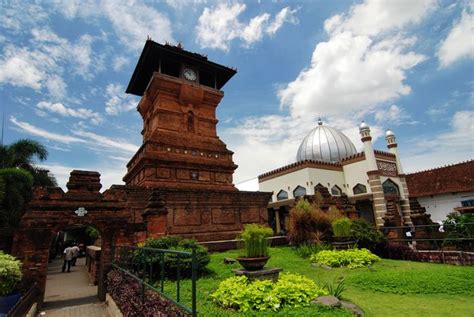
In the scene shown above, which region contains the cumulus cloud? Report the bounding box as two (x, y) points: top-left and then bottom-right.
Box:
(437, 10), (474, 68)
(36, 101), (103, 125)
(196, 4), (298, 51)
(112, 56), (129, 72)
(375, 105), (415, 125)
(0, 28), (103, 98)
(105, 83), (139, 115)
(224, 0), (433, 184)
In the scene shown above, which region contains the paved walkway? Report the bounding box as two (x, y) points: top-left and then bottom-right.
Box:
(40, 257), (109, 317)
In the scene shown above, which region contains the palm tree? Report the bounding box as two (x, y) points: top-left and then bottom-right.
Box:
(0, 139), (57, 186)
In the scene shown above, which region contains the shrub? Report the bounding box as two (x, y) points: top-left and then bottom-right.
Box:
(107, 269), (189, 317)
(287, 199), (331, 245)
(443, 213), (474, 250)
(311, 248), (380, 269)
(332, 217), (352, 237)
(211, 273), (327, 312)
(141, 236), (210, 278)
(239, 224), (273, 258)
(350, 220), (386, 252)
(294, 243), (331, 259)
(0, 251), (22, 296)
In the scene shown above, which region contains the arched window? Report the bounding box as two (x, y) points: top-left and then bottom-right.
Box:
(314, 183), (327, 193)
(187, 111), (195, 132)
(353, 183), (367, 195)
(331, 185), (342, 196)
(277, 190), (288, 201)
(383, 179), (400, 196)
(293, 186), (307, 198)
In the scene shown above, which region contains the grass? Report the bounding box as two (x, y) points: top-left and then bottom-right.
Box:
(160, 247), (474, 317)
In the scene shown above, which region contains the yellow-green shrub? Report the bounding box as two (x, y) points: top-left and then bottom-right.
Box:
(311, 248), (380, 269)
(211, 273), (327, 312)
(0, 251), (22, 296)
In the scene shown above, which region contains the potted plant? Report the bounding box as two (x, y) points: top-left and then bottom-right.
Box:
(236, 224), (273, 270)
(331, 217), (355, 249)
(0, 252), (22, 314)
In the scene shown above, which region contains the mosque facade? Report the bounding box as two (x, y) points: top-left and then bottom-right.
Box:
(258, 119), (413, 229)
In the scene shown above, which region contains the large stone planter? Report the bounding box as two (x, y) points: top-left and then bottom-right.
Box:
(0, 292), (21, 315)
(236, 256), (270, 271)
(331, 237), (356, 250)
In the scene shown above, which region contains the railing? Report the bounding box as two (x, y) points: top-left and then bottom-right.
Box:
(111, 245), (197, 317)
(380, 222), (474, 251)
(7, 283), (40, 317)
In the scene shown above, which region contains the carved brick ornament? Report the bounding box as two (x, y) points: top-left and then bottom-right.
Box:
(377, 160), (398, 177)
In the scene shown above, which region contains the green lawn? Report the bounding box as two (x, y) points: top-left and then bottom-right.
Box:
(162, 247), (474, 316)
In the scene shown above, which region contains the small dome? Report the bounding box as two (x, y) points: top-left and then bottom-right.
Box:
(297, 120), (357, 163)
(385, 129), (395, 137)
(359, 121), (369, 130)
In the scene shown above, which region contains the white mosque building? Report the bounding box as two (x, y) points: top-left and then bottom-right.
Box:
(258, 119), (412, 229)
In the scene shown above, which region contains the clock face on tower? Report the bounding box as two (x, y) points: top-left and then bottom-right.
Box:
(183, 68), (197, 81)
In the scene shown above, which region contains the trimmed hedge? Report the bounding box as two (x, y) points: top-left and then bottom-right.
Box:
(311, 248), (380, 269)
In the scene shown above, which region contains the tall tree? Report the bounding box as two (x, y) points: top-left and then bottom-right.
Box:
(0, 139), (57, 186)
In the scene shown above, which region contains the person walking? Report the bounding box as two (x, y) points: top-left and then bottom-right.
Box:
(62, 245), (73, 272)
(71, 243), (80, 266)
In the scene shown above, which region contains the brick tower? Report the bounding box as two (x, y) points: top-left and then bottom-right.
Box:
(123, 41), (238, 191)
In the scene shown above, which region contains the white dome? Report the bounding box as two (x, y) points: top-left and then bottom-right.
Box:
(385, 129), (395, 137)
(296, 120), (357, 163)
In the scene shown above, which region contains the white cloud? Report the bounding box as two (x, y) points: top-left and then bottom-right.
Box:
(0, 28), (103, 97)
(72, 130), (139, 154)
(266, 7), (299, 35)
(403, 110), (474, 172)
(437, 10), (474, 68)
(36, 101), (103, 125)
(278, 32), (426, 118)
(10, 116), (86, 144)
(375, 104), (415, 125)
(324, 0), (435, 37)
(196, 4), (298, 51)
(101, 0), (174, 50)
(112, 56), (129, 72)
(224, 0), (432, 183)
(105, 83), (138, 115)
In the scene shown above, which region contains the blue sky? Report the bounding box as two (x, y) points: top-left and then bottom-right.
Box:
(1, 0), (473, 190)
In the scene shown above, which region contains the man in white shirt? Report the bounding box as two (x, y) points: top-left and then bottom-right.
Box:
(71, 244), (80, 266)
(62, 245), (74, 272)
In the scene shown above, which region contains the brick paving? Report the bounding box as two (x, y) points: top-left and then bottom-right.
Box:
(40, 257), (109, 317)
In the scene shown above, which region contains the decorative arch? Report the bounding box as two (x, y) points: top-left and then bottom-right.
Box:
(382, 179), (400, 196)
(277, 190), (288, 201)
(314, 183), (327, 193)
(353, 183), (367, 195)
(293, 185), (307, 198)
(331, 185), (342, 196)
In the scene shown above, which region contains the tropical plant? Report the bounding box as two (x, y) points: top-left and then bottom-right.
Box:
(325, 277), (346, 299)
(211, 273), (327, 312)
(0, 139), (56, 186)
(350, 220), (386, 251)
(442, 213), (474, 250)
(287, 199), (331, 245)
(332, 217), (352, 237)
(0, 168), (33, 228)
(140, 236), (210, 278)
(294, 242), (331, 259)
(0, 251), (22, 296)
(239, 224), (273, 258)
(311, 248), (380, 269)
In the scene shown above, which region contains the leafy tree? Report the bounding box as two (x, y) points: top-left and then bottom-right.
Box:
(443, 213), (474, 250)
(0, 168), (33, 228)
(0, 139), (56, 186)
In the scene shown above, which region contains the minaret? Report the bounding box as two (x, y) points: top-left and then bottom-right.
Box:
(359, 121), (386, 227)
(385, 129), (412, 225)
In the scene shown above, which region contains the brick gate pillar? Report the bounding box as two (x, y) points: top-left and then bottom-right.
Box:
(142, 189), (168, 239)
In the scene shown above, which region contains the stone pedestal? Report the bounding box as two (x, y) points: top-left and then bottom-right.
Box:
(233, 267), (283, 282)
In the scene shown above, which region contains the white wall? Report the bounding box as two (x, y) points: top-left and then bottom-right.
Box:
(416, 191), (474, 222)
(259, 167), (345, 201)
(342, 160), (370, 197)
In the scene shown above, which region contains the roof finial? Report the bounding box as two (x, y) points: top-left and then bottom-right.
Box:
(317, 117), (323, 125)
